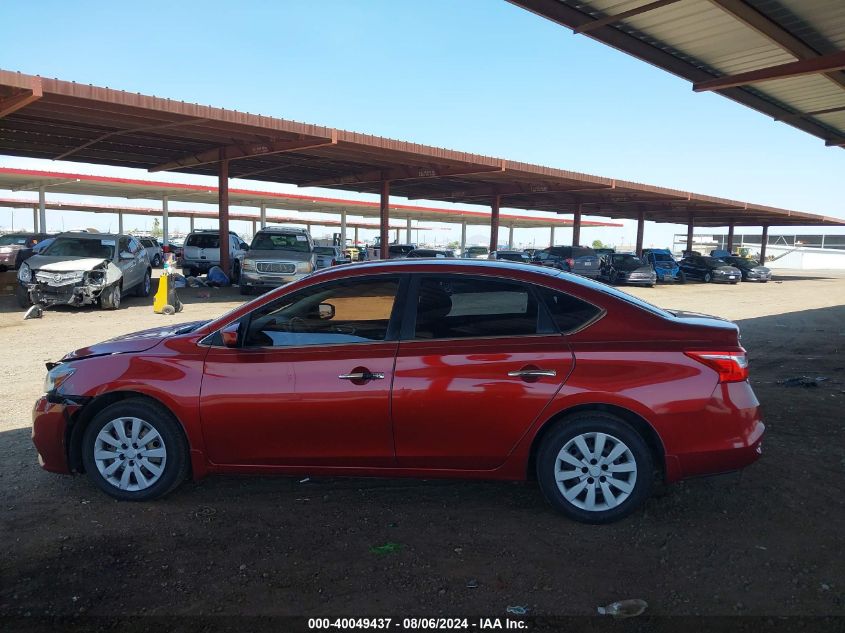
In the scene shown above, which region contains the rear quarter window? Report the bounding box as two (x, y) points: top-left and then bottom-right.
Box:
(536, 287), (603, 334)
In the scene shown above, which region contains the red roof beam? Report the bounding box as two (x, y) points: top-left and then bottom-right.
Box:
(150, 131), (338, 172)
(574, 0), (682, 34)
(693, 51), (845, 92)
(299, 161), (506, 188)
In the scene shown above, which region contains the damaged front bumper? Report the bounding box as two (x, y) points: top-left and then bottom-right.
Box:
(22, 274), (108, 307)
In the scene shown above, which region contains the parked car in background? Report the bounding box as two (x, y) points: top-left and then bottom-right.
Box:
(32, 259), (764, 524)
(164, 237), (184, 263)
(239, 226), (315, 295)
(489, 250), (530, 263)
(679, 255), (742, 284)
(405, 248), (455, 258)
(721, 256), (772, 282)
(387, 244), (416, 259)
(181, 230), (246, 279)
(17, 232), (151, 309)
(0, 232), (53, 271)
(642, 248), (686, 283)
(532, 246), (600, 279)
(464, 246), (489, 259)
(599, 253), (656, 287)
(138, 237), (163, 267)
(594, 247), (616, 257)
(314, 245), (351, 269)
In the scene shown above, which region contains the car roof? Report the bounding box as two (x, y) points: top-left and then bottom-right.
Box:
(54, 231), (124, 240)
(256, 226), (309, 233)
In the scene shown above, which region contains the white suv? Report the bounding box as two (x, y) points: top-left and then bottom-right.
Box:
(181, 230), (246, 279)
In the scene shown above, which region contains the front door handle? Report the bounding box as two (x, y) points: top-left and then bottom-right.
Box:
(507, 368), (557, 378)
(339, 371), (385, 381)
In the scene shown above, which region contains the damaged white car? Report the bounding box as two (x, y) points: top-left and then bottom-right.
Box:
(16, 233), (151, 310)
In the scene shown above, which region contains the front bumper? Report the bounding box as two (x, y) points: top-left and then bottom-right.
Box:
(240, 270), (309, 289)
(0, 252), (18, 270)
(182, 260), (217, 274)
(22, 280), (105, 307)
(619, 274), (656, 286)
(745, 272), (772, 281)
(32, 396), (81, 474)
(713, 273), (741, 283)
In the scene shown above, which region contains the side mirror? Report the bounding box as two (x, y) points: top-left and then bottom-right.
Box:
(220, 322), (240, 348)
(318, 303), (335, 320)
(120, 251), (134, 260)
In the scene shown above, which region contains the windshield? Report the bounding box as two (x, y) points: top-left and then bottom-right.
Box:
(0, 234), (35, 246)
(652, 253), (674, 262)
(251, 233), (311, 252)
(702, 257), (727, 265)
(42, 237), (115, 259)
(465, 247), (488, 256)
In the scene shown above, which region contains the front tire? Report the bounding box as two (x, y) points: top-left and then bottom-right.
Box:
(81, 398), (189, 501)
(16, 284), (32, 308)
(677, 271), (686, 284)
(536, 414), (653, 524)
(703, 272), (713, 283)
(99, 283), (121, 310)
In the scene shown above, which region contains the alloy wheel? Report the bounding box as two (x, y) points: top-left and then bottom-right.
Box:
(94, 417), (167, 491)
(554, 432), (637, 512)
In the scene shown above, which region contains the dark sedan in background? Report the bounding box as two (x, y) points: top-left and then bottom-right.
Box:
(722, 256), (772, 282)
(599, 253), (656, 287)
(679, 256), (742, 284)
(532, 246), (600, 279)
(405, 248), (455, 258)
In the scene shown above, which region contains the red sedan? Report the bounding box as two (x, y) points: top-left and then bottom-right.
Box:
(32, 259), (763, 523)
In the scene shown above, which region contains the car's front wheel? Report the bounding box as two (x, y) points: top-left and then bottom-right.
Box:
(536, 414), (653, 523)
(15, 284), (32, 308)
(81, 398), (189, 501)
(703, 272), (713, 283)
(99, 283), (121, 310)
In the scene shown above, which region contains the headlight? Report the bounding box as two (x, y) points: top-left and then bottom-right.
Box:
(241, 259), (256, 272)
(297, 261), (313, 273)
(18, 262), (31, 283)
(44, 364), (76, 394)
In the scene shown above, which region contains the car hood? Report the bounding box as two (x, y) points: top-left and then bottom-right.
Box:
(714, 265), (741, 273)
(24, 255), (111, 272)
(60, 320), (210, 362)
(244, 249), (312, 262)
(750, 266), (771, 273)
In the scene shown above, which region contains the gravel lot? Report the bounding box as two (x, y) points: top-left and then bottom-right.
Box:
(1, 269), (844, 622)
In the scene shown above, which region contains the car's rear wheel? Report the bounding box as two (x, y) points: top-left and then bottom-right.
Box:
(677, 271), (686, 284)
(135, 268), (151, 297)
(99, 283), (121, 310)
(536, 414), (653, 523)
(703, 272), (713, 283)
(152, 254), (162, 267)
(231, 261), (240, 284)
(81, 398), (189, 501)
(239, 283), (251, 296)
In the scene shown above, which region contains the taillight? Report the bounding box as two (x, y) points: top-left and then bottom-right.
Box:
(685, 350), (749, 383)
(565, 257), (575, 269)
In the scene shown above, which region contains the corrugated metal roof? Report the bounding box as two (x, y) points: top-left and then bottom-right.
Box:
(511, 0), (845, 147)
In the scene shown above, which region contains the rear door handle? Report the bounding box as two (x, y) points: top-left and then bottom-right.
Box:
(507, 369), (557, 378)
(339, 371), (385, 380)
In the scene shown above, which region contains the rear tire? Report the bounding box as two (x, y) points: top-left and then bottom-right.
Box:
(152, 254), (162, 267)
(536, 413), (653, 524)
(81, 398), (189, 501)
(231, 261), (240, 284)
(677, 271), (686, 284)
(239, 283), (251, 296)
(135, 269), (151, 297)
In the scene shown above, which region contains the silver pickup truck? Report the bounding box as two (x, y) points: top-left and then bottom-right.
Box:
(238, 226), (316, 295)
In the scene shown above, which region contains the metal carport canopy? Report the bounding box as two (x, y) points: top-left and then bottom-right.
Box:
(0, 68), (840, 266)
(508, 0), (845, 149)
(0, 167), (619, 231)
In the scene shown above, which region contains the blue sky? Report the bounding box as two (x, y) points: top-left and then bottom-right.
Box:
(1, 0), (843, 249)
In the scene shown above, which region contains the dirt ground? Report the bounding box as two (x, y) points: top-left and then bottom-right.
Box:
(1, 269), (844, 624)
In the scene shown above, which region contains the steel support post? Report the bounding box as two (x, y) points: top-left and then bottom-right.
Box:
(218, 156), (231, 276)
(489, 194), (501, 253)
(380, 181), (390, 259)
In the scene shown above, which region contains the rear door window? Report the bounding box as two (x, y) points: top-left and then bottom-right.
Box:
(186, 234), (220, 249)
(412, 276), (539, 340)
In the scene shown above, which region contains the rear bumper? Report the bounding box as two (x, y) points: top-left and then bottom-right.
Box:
(667, 381), (765, 481)
(32, 396), (79, 474)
